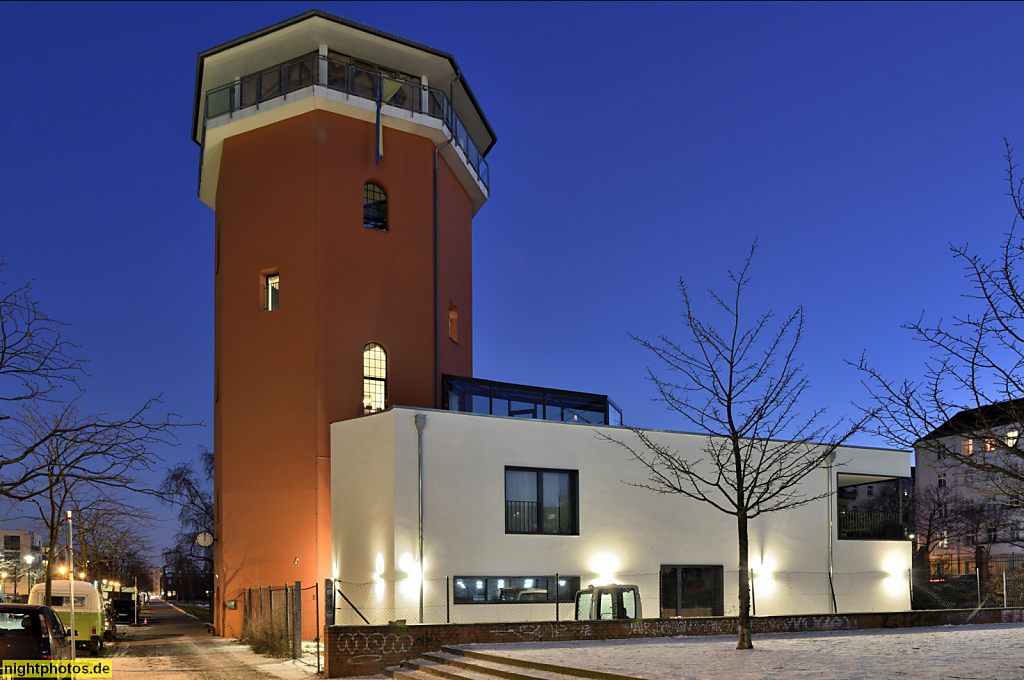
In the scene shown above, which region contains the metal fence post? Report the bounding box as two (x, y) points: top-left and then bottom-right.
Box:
(1004, 571), (1008, 608)
(750, 569), (756, 617)
(284, 585), (290, 642)
(315, 583), (321, 674)
(293, 581), (302, 660)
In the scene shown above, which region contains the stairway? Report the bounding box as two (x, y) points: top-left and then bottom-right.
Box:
(385, 646), (644, 680)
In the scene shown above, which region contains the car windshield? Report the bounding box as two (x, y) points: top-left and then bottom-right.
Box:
(0, 611), (39, 637)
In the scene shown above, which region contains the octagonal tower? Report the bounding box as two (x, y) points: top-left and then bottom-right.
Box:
(190, 10), (494, 637)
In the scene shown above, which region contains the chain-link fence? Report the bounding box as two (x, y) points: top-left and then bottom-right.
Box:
(327, 569), (917, 626)
(242, 581), (318, 666)
(912, 569), (1024, 609)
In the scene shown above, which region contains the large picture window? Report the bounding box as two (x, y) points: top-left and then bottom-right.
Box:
(505, 467), (578, 535)
(453, 575), (580, 604)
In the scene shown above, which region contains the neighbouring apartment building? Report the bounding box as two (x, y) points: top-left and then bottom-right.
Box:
(0, 529), (44, 602)
(915, 400), (1024, 577)
(192, 10), (912, 637)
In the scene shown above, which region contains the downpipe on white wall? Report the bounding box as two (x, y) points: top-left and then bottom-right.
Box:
(415, 413), (427, 624)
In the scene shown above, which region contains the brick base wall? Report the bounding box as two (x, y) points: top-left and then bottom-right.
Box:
(324, 608), (1024, 677)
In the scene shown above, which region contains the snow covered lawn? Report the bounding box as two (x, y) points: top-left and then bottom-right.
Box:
(465, 623), (1024, 679)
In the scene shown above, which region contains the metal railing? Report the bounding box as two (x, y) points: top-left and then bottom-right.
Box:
(201, 53), (489, 191)
(505, 500), (538, 533)
(838, 510), (907, 540)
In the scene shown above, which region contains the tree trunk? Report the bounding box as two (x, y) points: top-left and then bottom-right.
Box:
(736, 511), (753, 650)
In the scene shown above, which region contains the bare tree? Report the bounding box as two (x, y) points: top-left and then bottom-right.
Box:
(606, 243), (863, 650)
(6, 401), (176, 603)
(159, 446), (214, 581)
(0, 260), (83, 414)
(912, 483), (963, 578)
(75, 497), (158, 587)
(857, 140), (1024, 503)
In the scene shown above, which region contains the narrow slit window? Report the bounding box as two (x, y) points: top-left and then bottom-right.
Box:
(265, 274), (280, 311)
(448, 302), (458, 342)
(364, 183), (388, 231)
(363, 343), (387, 413)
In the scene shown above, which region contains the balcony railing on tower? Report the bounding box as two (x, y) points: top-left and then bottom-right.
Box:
(201, 52), (489, 191)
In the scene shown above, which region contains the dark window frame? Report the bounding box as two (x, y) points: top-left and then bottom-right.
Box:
(452, 575), (580, 604)
(505, 466), (579, 536)
(363, 182), (388, 231)
(363, 342), (387, 413)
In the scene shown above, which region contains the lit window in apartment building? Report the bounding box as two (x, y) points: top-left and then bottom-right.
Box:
(363, 343), (387, 412)
(963, 439), (974, 456)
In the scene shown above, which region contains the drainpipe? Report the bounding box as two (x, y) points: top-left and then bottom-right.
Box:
(433, 141), (452, 409)
(827, 452), (837, 613)
(414, 414), (427, 623)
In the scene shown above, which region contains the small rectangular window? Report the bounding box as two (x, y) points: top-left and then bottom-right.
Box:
(265, 274), (280, 311)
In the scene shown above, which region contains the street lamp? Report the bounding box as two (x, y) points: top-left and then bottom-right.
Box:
(24, 555), (34, 587)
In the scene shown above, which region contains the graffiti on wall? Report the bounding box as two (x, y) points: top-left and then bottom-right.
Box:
(489, 623), (593, 641)
(752, 615), (854, 634)
(336, 632), (414, 665)
(622, 618), (734, 637)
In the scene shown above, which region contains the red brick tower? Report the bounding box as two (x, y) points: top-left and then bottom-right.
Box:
(190, 10), (494, 636)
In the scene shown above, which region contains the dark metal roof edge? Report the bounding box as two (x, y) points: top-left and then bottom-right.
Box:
(191, 9), (496, 151)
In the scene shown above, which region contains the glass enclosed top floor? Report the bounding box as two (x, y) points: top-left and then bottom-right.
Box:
(442, 375), (623, 426)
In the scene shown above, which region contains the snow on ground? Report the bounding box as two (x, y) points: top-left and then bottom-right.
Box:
(464, 623), (1024, 680)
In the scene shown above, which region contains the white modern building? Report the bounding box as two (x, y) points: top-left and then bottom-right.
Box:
(330, 382), (913, 624)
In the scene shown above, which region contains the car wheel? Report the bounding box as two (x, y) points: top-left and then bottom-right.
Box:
(88, 639), (100, 656)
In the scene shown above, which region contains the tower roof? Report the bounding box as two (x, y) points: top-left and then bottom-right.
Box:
(191, 9), (496, 155)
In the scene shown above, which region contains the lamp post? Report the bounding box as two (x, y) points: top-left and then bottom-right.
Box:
(24, 555), (35, 592)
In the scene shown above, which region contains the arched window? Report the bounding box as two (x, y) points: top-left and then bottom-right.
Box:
(363, 182), (387, 231)
(363, 343), (387, 413)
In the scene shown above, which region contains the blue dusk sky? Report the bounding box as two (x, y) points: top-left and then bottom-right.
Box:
(1, 2), (1022, 553)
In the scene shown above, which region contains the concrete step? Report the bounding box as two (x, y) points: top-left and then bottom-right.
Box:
(385, 647), (643, 680)
(444, 647), (643, 680)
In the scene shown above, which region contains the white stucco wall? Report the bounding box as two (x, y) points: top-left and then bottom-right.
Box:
(331, 407), (912, 623)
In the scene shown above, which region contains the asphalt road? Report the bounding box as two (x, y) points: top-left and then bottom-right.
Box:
(107, 599), (313, 680)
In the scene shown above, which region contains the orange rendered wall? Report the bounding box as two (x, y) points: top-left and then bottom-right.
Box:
(212, 110), (474, 637)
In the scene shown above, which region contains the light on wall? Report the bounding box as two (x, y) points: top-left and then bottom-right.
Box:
(883, 555), (909, 593)
(751, 558), (777, 594)
(589, 553), (620, 586)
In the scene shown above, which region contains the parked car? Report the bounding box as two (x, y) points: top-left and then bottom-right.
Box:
(0, 603), (74, 671)
(28, 581), (105, 656)
(109, 597), (138, 624)
(102, 604), (116, 642)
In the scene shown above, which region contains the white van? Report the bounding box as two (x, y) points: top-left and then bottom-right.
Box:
(28, 581), (105, 655)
